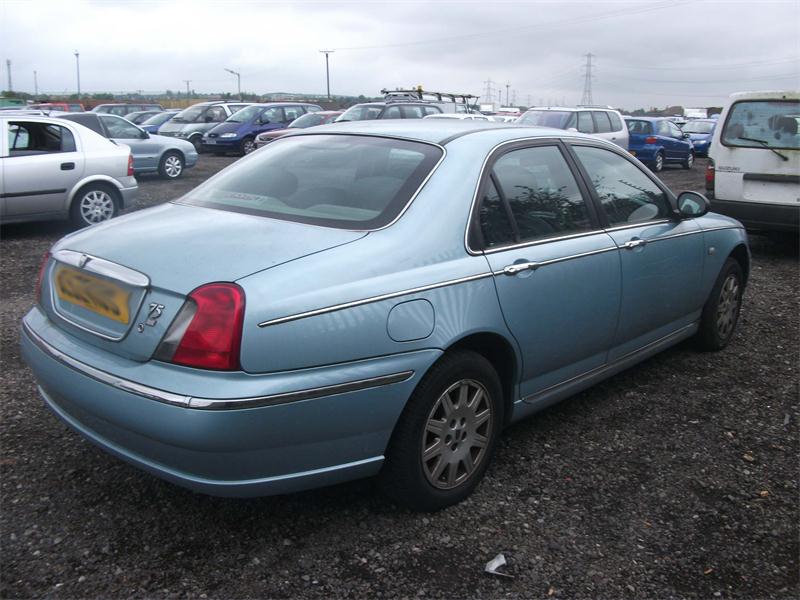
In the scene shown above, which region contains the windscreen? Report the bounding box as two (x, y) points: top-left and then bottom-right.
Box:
(682, 121), (714, 134)
(516, 110), (572, 128)
(226, 105), (261, 123)
(178, 134), (442, 229)
(289, 113), (327, 128)
(172, 106), (205, 123)
(337, 105), (383, 121)
(722, 100), (800, 150)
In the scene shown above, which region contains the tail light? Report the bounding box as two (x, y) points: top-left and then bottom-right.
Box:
(705, 159), (715, 191)
(155, 283), (245, 371)
(645, 136), (657, 145)
(35, 252), (51, 304)
(127, 154), (134, 176)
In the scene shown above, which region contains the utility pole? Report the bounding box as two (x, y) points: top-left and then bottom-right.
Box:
(319, 50), (334, 100)
(581, 53), (594, 105)
(33, 70), (38, 96)
(482, 78), (496, 105)
(512, 90), (516, 106)
(224, 68), (241, 100)
(74, 50), (81, 97)
(183, 80), (191, 99)
(5, 59), (12, 91)
(505, 81), (510, 106)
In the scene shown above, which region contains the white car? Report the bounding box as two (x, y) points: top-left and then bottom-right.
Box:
(1, 115), (137, 227)
(706, 90), (799, 234)
(422, 113), (490, 121)
(516, 106), (629, 150)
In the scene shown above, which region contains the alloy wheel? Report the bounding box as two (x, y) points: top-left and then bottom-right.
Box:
(421, 379), (493, 490)
(242, 139), (255, 154)
(79, 190), (115, 224)
(716, 274), (740, 339)
(163, 155), (183, 178)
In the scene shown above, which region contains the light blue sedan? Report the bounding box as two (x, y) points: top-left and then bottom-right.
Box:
(21, 121), (749, 511)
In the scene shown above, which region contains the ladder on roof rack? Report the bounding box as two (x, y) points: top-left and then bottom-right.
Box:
(380, 87), (479, 104)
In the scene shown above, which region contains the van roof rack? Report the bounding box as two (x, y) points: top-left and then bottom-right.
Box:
(576, 104), (615, 109)
(381, 88), (479, 104)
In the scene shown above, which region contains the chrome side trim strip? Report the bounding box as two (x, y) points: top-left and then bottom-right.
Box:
(602, 219), (672, 233)
(701, 225), (745, 233)
(481, 228), (608, 255)
(53, 250), (150, 287)
(22, 321), (414, 411)
(492, 246), (618, 276)
(257, 272), (493, 328)
(521, 322), (697, 403)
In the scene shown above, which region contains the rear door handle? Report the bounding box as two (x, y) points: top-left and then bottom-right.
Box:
(60, 162), (75, 170)
(623, 238), (647, 250)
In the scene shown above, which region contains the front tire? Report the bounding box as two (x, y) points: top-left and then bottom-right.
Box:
(158, 151), (185, 179)
(70, 184), (119, 228)
(696, 258), (744, 351)
(683, 151), (695, 170)
(379, 350), (504, 511)
(240, 137), (256, 155)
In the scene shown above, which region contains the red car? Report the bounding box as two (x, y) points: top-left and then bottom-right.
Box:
(254, 110), (343, 148)
(29, 102), (85, 112)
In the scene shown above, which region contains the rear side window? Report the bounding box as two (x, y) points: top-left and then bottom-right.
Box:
(722, 99), (800, 150)
(283, 106), (305, 122)
(7, 122), (75, 155)
(383, 106), (402, 118)
(476, 145), (593, 247)
(401, 106), (425, 119)
(577, 112), (594, 133)
(477, 178), (515, 248)
(608, 112), (623, 131)
(573, 145), (671, 226)
(179, 134), (442, 230)
(593, 111), (612, 133)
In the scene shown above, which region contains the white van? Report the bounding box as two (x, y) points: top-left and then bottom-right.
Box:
(706, 90), (799, 233)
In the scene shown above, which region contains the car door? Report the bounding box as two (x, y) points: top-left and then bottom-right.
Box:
(667, 121), (690, 160)
(655, 120), (677, 160)
(471, 141), (621, 399)
(255, 107), (285, 133)
(99, 114), (158, 171)
(2, 120), (85, 218)
(569, 143), (705, 359)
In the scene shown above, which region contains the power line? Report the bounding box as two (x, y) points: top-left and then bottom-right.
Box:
(603, 72), (800, 84)
(610, 56), (800, 71)
(331, 0), (693, 51)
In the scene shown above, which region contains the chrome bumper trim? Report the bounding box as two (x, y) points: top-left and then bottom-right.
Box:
(22, 320), (414, 411)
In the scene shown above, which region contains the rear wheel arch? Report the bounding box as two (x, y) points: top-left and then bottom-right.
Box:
(444, 332), (519, 426)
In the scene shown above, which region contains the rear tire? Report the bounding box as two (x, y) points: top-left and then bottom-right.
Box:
(683, 151), (695, 170)
(69, 183), (119, 228)
(378, 350), (504, 511)
(695, 258), (744, 351)
(652, 151), (664, 172)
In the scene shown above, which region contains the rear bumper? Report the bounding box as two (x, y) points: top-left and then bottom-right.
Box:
(709, 198), (800, 233)
(629, 146), (659, 162)
(20, 308), (439, 497)
(118, 179), (138, 209)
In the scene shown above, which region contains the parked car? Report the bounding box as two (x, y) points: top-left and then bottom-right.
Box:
(423, 113), (490, 121)
(157, 101), (250, 151)
(625, 116), (695, 172)
(139, 110), (180, 134)
(336, 102), (444, 122)
(1, 115), (136, 226)
(58, 113), (197, 179)
(516, 106), (629, 149)
(706, 90), (799, 233)
(202, 103), (321, 155)
(124, 110), (165, 125)
(91, 103), (164, 116)
(680, 119), (716, 157)
(30, 102), (85, 112)
(254, 110), (343, 148)
(20, 120), (749, 510)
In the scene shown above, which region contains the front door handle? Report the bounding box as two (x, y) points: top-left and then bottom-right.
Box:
(60, 162), (75, 170)
(623, 238), (647, 250)
(502, 261), (538, 276)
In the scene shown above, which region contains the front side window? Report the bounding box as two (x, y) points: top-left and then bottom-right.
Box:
(573, 145), (671, 226)
(656, 121), (672, 136)
(721, 99), (800, 150)
(667, 122), (683, 138)
(401, 106), (425, 119)
(178, 134), (442, 230)
(100, 115), (142, 138)
(577, 112), (594, 133)
(479, 145), (592, 246)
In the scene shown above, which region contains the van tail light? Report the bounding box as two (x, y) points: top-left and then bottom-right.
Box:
(35, 252), (51, 304)
(127, 154), (134, 176)
(155, 283), (245, 371)
(705, 159), (715, 191)
(645, 136), (657, 145)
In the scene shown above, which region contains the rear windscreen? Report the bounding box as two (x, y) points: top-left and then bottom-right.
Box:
(516, 110), (572, 128)
(722, 100), (800, 150)
(178, 134), (442, 230)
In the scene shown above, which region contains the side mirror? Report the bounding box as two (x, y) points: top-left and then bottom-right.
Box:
(683, 132), (691, 139)
(140, 130), (150, 139)
(676, 191), (710, 218)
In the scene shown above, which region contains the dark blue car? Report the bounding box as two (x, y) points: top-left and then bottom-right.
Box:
(202, 103), (321, 155)
(625, 117), (695, 172)
(680, 119), (716, 157)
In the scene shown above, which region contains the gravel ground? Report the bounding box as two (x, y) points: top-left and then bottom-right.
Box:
(1, 156), (797, 599)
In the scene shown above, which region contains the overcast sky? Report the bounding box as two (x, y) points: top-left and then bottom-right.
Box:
(1, 0), (798, 109)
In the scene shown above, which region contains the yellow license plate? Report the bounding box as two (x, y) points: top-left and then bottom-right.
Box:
(54, 266), (131, 324)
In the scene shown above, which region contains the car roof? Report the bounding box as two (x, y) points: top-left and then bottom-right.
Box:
(286, 119), (599, 146)
(624, 116), (664, 122)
